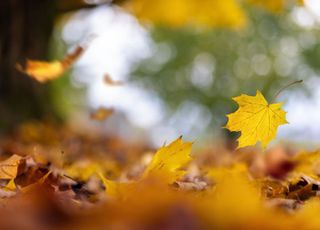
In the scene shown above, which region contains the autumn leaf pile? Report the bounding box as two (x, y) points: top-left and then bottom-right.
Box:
(0, 113), (318, 230)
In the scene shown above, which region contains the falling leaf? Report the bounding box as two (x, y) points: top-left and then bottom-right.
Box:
(104, 73), (123, 86)
(16, 45), (85, 83)
(225, 90), (288, 149)
(0, 155), (22, 179)
(142, 137), (193, 184)
(90, 107), (114, 121)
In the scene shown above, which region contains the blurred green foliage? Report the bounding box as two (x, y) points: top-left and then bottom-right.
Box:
(131, 7), (320, 132)
(48, 21), (85, 121)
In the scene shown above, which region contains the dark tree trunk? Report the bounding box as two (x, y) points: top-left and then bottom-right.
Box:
(0, 0), (57, 132)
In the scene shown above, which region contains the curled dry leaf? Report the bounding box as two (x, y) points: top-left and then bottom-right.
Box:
(16, 45), (85, 83)
(104, 73), (123, 86)
(90, 107), (114, 121)
(172, 180), (208, 191)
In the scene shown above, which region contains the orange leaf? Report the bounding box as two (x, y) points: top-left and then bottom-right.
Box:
(16, 45), (85, 83)
(104, 73), (123, 86)
(90, 107), (114, 121)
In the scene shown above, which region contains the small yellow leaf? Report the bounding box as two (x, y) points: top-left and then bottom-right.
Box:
(142, 137), (192, 184)
(66, 160), (119, 181)
(0, 155), (22, 179)
(225, 90), (288, 149)
(16, 45), (85, 83)
(3, 179), (16, 191)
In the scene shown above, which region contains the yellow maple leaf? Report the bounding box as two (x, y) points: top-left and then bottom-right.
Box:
(0, 155), (23, 179)
(16, 45), (85, 83)
(142, 137), (192, 184)
(225, 90), (288, 149)
(99, 137), (193, 198)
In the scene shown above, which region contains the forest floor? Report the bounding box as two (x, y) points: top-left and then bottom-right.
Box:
(0, 121), (320, 230)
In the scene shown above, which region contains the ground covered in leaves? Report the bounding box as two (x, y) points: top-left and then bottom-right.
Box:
(1, 122), (320, 230)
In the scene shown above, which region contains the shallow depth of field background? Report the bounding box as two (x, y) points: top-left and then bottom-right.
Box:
(51, 0), (320, 148)
(5, 0), (320, 148)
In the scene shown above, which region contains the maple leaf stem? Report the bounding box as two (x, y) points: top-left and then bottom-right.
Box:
(271, 80), (303, 102)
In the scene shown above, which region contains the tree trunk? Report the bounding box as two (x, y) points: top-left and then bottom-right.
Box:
(0, 0), (57, 132)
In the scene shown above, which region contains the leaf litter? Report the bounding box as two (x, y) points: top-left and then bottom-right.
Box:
(0, 120), (320, 230)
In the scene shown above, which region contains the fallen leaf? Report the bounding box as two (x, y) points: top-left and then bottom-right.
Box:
(66, 159), (119, 181)
(206, 163), (248, 183)
(225, 90), (288, 149)
(293, 151), (320, 177)
(90, 107), (114, 121)
(202, 165), (263, 229)
(16, 45), (85, 83)
(142, 137), (193, 184)
(98, 172), (131, 198)
(104, 73), (123, 86)
(99, 137), (193, 198)
(3, 179), (16, 191)
(0, 155), (23, 179)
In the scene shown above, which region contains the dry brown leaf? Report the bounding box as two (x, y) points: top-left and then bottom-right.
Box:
(90, 107), (114, 121)
(172, 180), (207, 191)
(103, 73), (123, 86)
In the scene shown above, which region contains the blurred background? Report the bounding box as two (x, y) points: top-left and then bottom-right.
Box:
(1, 0), (320, 148)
